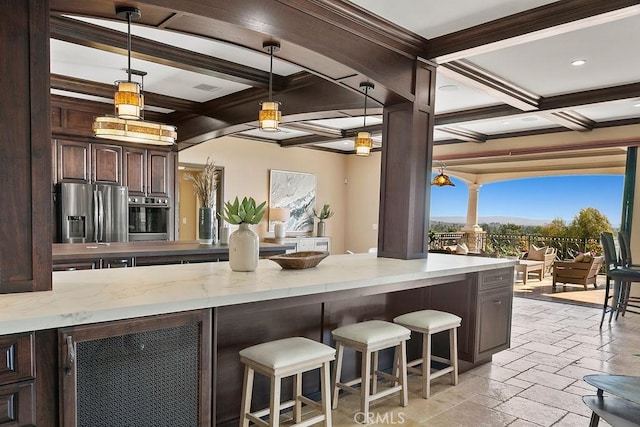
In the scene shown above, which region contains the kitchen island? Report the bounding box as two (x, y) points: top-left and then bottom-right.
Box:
(0, 253), (516, 426)
(52, 240), (295, 270)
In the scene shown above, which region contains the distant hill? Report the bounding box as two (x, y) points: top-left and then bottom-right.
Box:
(430, 216), (552, 226)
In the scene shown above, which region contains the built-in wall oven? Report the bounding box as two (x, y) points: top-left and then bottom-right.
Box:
(128, 196), (170, 241)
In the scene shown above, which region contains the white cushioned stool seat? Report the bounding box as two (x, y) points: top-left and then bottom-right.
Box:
(393, 309), (461, 399)
(331, 320), (411, 422)
(393, 310), (461, 333)
(332, 320), (411, 345)
(239, 337), (335, 427)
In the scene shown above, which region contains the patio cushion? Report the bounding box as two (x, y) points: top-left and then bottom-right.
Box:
(528, 245), (547, 261)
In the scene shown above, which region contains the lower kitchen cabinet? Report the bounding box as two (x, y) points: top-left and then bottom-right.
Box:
(58, 310), (212, 427)
(0, 333), (36, 426)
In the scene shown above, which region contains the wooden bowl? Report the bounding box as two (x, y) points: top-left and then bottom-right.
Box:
(269, 251), (329, 269)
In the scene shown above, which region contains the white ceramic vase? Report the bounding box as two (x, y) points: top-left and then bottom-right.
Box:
(229, 223), (259, 271)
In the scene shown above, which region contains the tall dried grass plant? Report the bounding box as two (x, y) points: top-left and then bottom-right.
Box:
(184, 158), (218, 208)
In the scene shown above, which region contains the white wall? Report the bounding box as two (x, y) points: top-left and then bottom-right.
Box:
(179, 136), (351, 254)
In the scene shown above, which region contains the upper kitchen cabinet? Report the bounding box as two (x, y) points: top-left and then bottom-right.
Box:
(54, 140), (123, 185)
(124, 147), (172, 198)
(91, 143), (122, 185)
(56, 139), (90, 183)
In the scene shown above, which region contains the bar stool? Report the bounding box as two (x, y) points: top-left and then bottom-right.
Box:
(393, 309), (461, 398)
(331, 320), (411, 417)
(239, 337), (335, 427)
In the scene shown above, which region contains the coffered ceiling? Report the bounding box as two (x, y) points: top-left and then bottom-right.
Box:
(49, 0), (640, 162)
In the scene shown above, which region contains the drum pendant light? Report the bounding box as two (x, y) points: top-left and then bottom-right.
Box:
(259, 41), (282, 132)
(355, 82), (374, 156)
(92, 6), (177, 145)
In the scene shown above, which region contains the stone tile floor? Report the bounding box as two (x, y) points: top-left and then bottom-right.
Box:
(327, 297), (640, 426)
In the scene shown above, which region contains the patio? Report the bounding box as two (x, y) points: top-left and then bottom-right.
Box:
(514, 272), (607, 309)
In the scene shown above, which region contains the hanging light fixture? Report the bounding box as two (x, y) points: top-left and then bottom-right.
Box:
(92, 6), (176, 145)
(259, 41), (281, 132)
(355, 82), (374, 156)
(431, 162), (455, 187)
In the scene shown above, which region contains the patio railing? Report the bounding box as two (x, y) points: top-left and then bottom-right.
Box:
(429, 232), (602, 260)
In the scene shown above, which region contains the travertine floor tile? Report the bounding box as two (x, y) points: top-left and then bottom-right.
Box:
(514, 368), (575, 390)
(416, 401), (516, 426)
(517, 384), (592, 416)
(495, 396), (566, 426)
(553, 412), (593, 426)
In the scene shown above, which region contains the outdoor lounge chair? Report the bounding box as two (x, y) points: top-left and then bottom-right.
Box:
(552, 255), (604, 290)
(526, 246), (557, 278)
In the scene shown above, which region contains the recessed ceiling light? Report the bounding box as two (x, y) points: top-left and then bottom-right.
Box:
(438, 84), (458, 92)
(634, 103), (640, 108)
(502, 121), (510, 125)
(571, 59), (586, 66)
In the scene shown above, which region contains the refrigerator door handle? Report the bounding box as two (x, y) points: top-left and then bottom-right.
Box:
(93, 190), (99, 242)
(98, 190), (105, 242)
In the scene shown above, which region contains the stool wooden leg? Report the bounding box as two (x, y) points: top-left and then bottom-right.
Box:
(450, 327), (459, 386)
(398, 340), (408, 407)
(371, 351), (378, 395)
(361, 349), (372, 416)
(392, 346), (400, 387)
(270, 375), (281, 427)
(240, 365), (254, 427)
(422, 332), (432, 399)
(293, 372), (302, 423)
(331, 342), (344, 410)
(321, 360), (332, 427)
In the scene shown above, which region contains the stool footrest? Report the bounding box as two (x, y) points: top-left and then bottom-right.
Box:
(430, 366), (454, 380)
(246, 413), (269, 426)
(431, 355), (451, 365)
(252, 399), (296, 418)
(377, 371), (399, 383)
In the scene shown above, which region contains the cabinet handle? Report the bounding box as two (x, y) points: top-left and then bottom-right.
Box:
(493, 300), (502, 305)
(65, 336), (76, 376)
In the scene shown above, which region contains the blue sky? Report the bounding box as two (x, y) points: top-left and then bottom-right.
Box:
(429, 174), (624, 226)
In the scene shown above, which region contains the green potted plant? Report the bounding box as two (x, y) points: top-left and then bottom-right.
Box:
(184, 157), (218, 244)
(313, 203), (334, 237)
(219, 197), (266, 271)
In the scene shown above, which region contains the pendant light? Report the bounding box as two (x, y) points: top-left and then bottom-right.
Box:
(92, 6), (177, 145)
(431, 162), (455, 187)
(259, 41), (281, 132)
(355, 82), (374, 156)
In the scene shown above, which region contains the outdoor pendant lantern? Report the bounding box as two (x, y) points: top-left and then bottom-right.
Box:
(355, 82), (374, 156)
(93, 6), (177, 146)
(259, 41), (282, 132)
(431, 163), (455, 187)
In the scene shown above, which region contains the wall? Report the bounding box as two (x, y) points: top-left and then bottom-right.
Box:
(179, 137), (350, 254)
(345, 152), (382, 253)
(178, 170), (198, 240)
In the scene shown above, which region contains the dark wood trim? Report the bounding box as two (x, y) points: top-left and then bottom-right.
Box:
(50, 15), (286, 90)
(427, 0), (640, 62)
(278, 123), (383, 147)
(542, 111), (594, 131)
(438, 127), (487, 143)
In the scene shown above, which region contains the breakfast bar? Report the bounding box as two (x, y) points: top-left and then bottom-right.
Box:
(0, 253), (516, 426)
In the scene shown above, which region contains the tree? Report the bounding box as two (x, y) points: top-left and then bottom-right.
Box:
(567, 207), (612, 238)
(497, 223), (524, 235)
(541, 218), (569, 237)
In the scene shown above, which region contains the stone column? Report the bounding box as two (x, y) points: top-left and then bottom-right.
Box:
(461, 184), (485, 252)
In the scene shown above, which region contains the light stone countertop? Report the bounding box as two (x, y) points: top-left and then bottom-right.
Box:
(0, 253), (516, 335)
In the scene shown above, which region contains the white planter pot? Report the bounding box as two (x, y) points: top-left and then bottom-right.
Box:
(229, 223), (259, 271)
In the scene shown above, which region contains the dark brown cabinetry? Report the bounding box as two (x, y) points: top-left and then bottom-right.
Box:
(0, 334), (36, 426)
(58, 310), (211, 427)
(91, 143), (122, 184)
(123, 147), (171, 198)
(56, 139), (90, 183)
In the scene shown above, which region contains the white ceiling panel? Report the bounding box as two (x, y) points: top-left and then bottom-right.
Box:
(467, 15), (640, 96)
(237, 127), (313, 140)
(574, 100), (640, 122)
(314, 138), (382, 151)
(435, 73), (501, 113)
(50, 89), (174, 114)
(305, 116), (383, 129)
(454, 115), (557, 134)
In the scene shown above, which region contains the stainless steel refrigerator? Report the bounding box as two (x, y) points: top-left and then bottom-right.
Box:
(57, 182), (128, 243)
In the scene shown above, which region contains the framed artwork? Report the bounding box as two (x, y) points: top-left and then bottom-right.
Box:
(269, 170), (316, 233)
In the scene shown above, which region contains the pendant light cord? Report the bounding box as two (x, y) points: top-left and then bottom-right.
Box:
(362, 85), (369, 129)
(268, 46), (274, 101)
(126, 11), (132, 83)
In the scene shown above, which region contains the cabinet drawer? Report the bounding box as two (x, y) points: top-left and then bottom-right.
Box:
(0, 334), (34, 384)
(0, 382), (35, 425)
(479, 267), (513, 291)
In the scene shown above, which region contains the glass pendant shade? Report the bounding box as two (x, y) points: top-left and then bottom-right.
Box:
(259, 101), (281, 132)
(114, 80), (143, 119)
(431, 172), (455, 187)
(354, 131), (373, 156)
(93, 116), (177, 146)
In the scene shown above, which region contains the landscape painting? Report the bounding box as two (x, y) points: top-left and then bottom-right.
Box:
(269, 170), (316, 233)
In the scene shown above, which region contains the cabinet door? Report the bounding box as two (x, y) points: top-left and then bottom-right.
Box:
(59, 310), (212, 427)
(57, 139), (90, 183)
(91, 143), (122, 184)
(123, 147), (146, 196)
(0, 382), (35, 426)
(476, 288), (512, 359)
(147, 150), (170, 197)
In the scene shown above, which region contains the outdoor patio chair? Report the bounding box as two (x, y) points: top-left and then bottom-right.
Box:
(552, 255), (603, 290)
(615, 231), (640, 318)
(600, 232), (640, 328)
(526, 246), (556, 278)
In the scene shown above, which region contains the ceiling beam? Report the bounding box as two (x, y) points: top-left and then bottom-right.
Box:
(427, 0), (640, 63)
(278, 123), (383, 147)
(50, 15), (287, 90)
(51, 74), (201, 113)
(541, 111), (595, 131)
(437, 127), (487, 143)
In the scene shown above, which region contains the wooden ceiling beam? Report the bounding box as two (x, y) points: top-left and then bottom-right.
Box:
(428, 0), (640, 63)
(50, 15), (286, 90)
(278, 123), (383, 147)
(437, 127), (487, 143)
